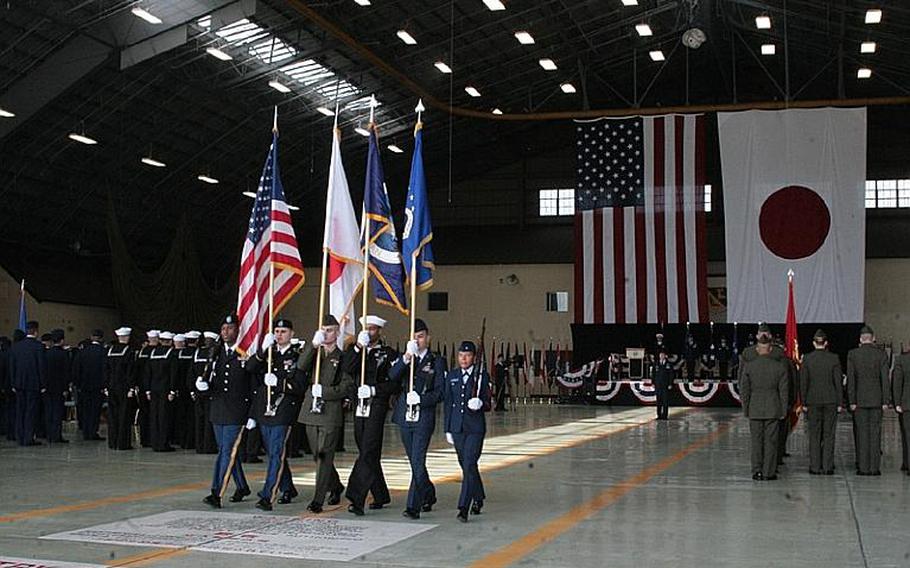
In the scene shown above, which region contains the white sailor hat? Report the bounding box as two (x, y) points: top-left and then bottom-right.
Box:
(359, 315), (387, 328)
(185, 331), (201, 339)
(147, 330), (160, 338)
(203, 331), (219, 340)
(159, 331), (175, 340)
(115, 327), (132, 337)
(173, 334), (186, 342)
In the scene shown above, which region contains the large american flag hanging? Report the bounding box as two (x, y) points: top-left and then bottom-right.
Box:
(574, 115), (708, 324)
(236, 129), (305, 356)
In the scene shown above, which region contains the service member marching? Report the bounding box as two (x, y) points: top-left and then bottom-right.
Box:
(444, 341), (491, 522)
(799, 329), (843, 475)
(847, 325), (891, 476)
(247, 318), (305, 511)
(344, 315), (400, 516)
(105, 327), (137, 450)
(389, 318), (447, 519)
(297, 315), (354, 513)
(740, 334), (789, 481)
(197, 314), (253, 508)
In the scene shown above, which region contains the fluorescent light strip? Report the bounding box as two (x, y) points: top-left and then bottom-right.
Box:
(761, 43), (776, 55)
(131, 6), (162, 24)
(560, 83), (576, 94)
(857, 67), (872, 79)
(635, 23), (652, 36)
(865, 9), (882, 24)
(860, 41), (876, 54)
(755, 15), (771, 29)
(397, 30), (417, 45)
(621, 0), (638, 5)
(465, 86), (481, 97)
(434, 61), (452, 73)
(514, 31), (535, 44)
(539, 58), (557, 70)
(649, 50), (665, 61)
(198, 175), (219, 184)
(355, 126), (370, 137)
(268, 80), (291, 93)
(0, 108), (14, 118)
(141, 157), (166, 168)
(68, 133), (97, 145)
(205, 47), (232, 61)
(492, 108), (503, 115)
(387, 144), (404, 153)
(316, 106), (335, 116)
(354, 0), (371, 5)
(483, 0), (506, 11)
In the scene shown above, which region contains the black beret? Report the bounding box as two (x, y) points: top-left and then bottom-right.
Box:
(458, 340), (476, 354)
(274, 318), (293, 329)
(414, 318), (428, 333)
(222, 314), (238, 326)
(322, 314), (339, 327)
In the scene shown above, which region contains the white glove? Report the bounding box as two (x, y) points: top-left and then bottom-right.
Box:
(312, 383), (323, 399)
(406, 391), (420, 405)
(245, 418), (257, 430)
(311, 330), (326, 348)
(264, 373), (278, 387)
(896, 405), (903, 413)
(261, 332), (275, 351)
(357, 331), (370, 348)
(445, 432), (454, 444)
(195, 378), (209, 392)
(357, 384), (374, 399)
(468, 397), (483, 411)
(406, 340), (419, 356)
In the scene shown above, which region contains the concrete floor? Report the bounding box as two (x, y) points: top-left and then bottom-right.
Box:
(1, 405), (909, 568)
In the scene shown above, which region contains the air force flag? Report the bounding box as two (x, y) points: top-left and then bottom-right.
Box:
(364, 124), (408, 314)
(402, 123), (435, 291)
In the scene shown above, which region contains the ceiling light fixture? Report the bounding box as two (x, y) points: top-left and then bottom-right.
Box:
(539, 58), (557, 70)
(465, 86), (481, 97)
(387, 144), (404, 153)
(316, 106), (335, 117)
(354, 0), (371, 6)
(0, 107), (14, 118)
(635, 23), (653, 36)
(434, 61), (452, 73)
(397, 30), (417, 45)
(483, 0), (506, 11)
(242, 191), (257, 199)
(355, 126), (371, 137)
(857, 67), (872, 79)
(865, 9), (882, 24)
(141, 156), (166, 168)
(197, 174), (219, 184)
(621, 0), (638, 5)
(68, 132), (98, 145)
(560, 82), (576, 94)
(492, 108), (503, 115)
(205, 47), (232, 61)
(860, 41), (877, 54)
(761, 43), (776, 55)
(514, 31), (535, 44)
(755, 15), (771, 29)
(131, 6), (162, 24)
(649, 50), (665, 61)
(268, 79), (291, 93)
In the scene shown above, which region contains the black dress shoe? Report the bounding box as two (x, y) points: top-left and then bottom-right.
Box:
(783, 452), (792, 458)
(901, 464), (908, 472)
(368, 502), (387, 510)
(307, 502), (323, 514)
(752, 472), (763, 481)
(824, 469), (835, 475)
(457, 508), (469, 523)
(402, 509), (420, 520)
(856, 471), (867, 476)
(230, 487), (251, 502)
(278, 493), (294, 505)
(255, 498), (273, 511)
(91, 435), (105, 441)
(24, 441), (42, 446)
(765, 474), (779, 481)
(289, 452), (303, 458)
(52, 439), (69, 444)
(421, 503), (434, 513)
(809, 469), (822, 475)
(871, 470), (882, 476)
(348, 503), (365, 516)
(203, 494), (222, 509)
(470, 501), (483, 515)
(328, 486), (343, 506)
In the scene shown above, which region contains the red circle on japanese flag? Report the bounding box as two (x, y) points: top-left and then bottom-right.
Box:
(759, 185), (830, 260)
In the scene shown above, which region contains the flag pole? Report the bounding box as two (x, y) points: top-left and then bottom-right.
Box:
(407, 100), (425, 398)
(266, 107), (279, 413)
(358, 96), (378, 416)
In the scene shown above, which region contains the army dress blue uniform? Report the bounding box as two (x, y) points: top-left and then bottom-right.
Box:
(203, 338), (253, 506)
(389, 341), (447, 516)
(247, 336), (305, 509)
(652, 356), (674, 420)
(444, 342), (491, 520)
(9, 333), (47, 446)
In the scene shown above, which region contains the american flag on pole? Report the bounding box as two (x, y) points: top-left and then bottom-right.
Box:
(574, 114), (708, 325)
(236, 121), (305, 356)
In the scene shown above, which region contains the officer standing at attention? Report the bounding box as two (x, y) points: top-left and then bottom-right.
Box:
(891, 342), (910, 475)
(344, 315), (400, 516)
(197, 314), (253, 508)
(653, 349), (673, 420)
(389, 318), (447, 519)
(74, 329), (106, 441)
(444, 341), (491, 522)
(135, 331), (158, 448)
(144, 331), (177, 452)
(740, 334), (789, 481)
(247, 318), (305, 511)
(173, 334), (196, 450)
(847, 325), (891, 476)
(105, 327), (136, 450)
(799, 329), (843, 475)
(44, 329), (70, 444)
(191, 332), (219, 454)
(10, 321), (46, 446)
(298, 315), (354, 513)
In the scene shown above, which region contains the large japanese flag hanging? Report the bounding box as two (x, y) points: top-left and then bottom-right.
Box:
(719, 108), (866, 323)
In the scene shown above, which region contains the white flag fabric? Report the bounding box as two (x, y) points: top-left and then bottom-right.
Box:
(719, 107), (866, 323)
(323, 127), (363, 343)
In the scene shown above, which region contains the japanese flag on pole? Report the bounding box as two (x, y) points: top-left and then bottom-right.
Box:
(719, 108), (866, 323)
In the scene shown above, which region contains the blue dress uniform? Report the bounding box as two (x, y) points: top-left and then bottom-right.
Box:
(174, 342), (196, 449)
(444, 341), (491, 521)
(9, 332), (47, 446)
(652, 355), (674, 420)
(105, 336), (136, 451)
(142, 343), (177, 451)
(44, 331), (71, 443)
(202, 317), (253, 507)
(389, 329), (447, 517)
(74, 336), (106, 441)
(247, 326), (305, 510)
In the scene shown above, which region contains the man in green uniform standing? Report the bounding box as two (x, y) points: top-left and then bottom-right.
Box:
(799, 329), (843, 475)
(892, 344), (910, 475)
(847, 325), (891, 476)
(740, 334), (789, 481)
